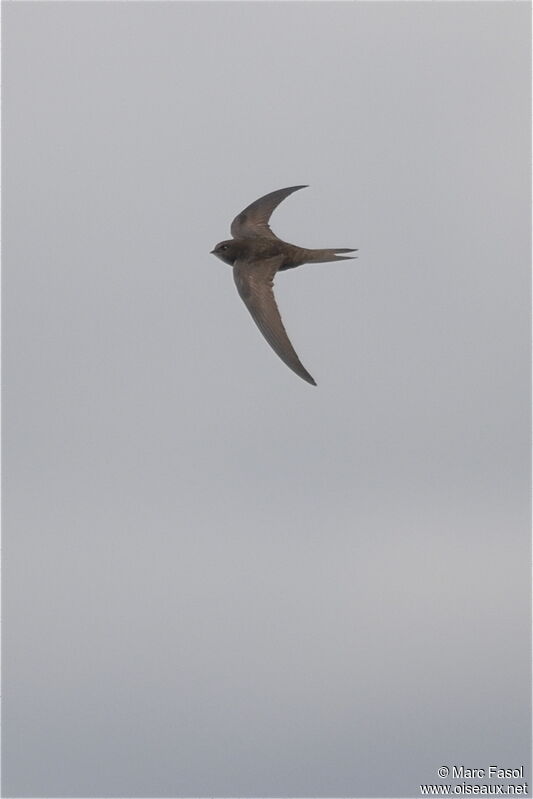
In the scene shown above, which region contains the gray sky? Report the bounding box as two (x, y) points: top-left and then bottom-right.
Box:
(3, 2), (531, 797)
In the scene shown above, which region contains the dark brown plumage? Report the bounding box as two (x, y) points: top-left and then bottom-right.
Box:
(211, 185), (356, 385)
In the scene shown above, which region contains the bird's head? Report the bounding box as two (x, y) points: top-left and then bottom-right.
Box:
(210, 240), (241, 266)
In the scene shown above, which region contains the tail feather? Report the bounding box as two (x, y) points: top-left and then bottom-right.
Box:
(306, 247), (358, 263)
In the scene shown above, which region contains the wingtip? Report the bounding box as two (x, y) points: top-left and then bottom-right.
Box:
(295, 366), (316, 386)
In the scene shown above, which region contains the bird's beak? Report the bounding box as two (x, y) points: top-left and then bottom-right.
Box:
(210, 249), (216, 254)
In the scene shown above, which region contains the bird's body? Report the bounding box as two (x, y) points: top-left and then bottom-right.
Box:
(211, 185), (356, 385)
(213, 236), (353, 271)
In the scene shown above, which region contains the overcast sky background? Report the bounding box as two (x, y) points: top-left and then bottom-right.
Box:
(3, 2), (531, 797)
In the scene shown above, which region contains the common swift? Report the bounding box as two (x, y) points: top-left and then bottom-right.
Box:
(211, 185), (356, 386)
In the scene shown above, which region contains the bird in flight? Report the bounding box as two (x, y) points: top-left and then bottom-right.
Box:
(211, 185), (356, 386)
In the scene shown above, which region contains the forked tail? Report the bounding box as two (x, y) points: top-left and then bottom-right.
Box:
(305, 247), (357, 263)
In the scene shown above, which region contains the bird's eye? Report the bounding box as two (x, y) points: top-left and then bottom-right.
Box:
(221, 245), (228, 251)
